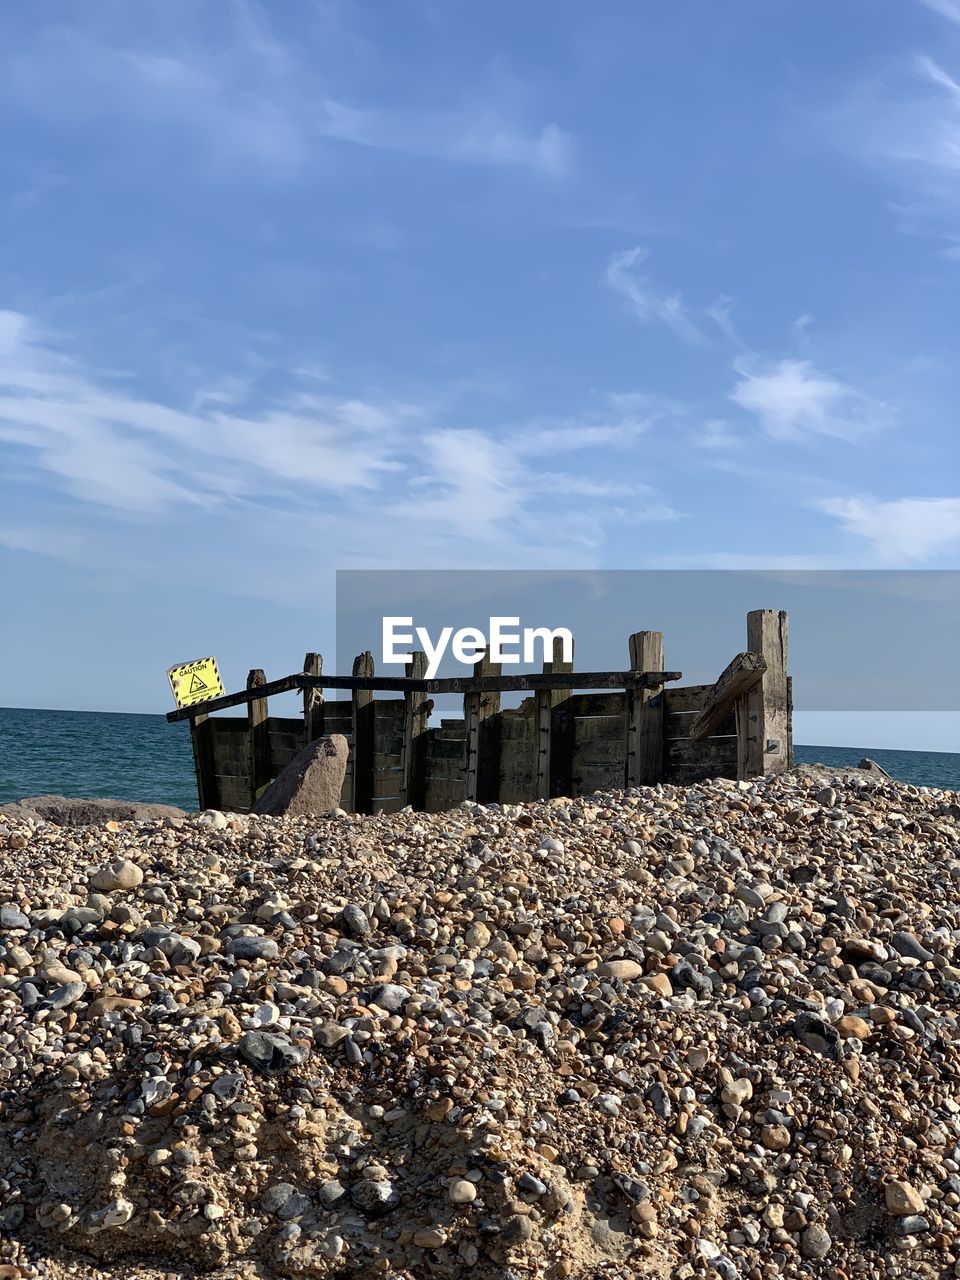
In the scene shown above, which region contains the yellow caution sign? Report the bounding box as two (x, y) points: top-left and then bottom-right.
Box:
(167, 657), (225, 709)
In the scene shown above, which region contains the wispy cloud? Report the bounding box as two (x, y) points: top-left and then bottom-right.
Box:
(730, 357), (892, 442)
(0, 308), (677, 577)
(918, 0), (960, 25)
(0, 5), (571, 179)
(818, 495), (960, 562)
(605, 247), (705, 342)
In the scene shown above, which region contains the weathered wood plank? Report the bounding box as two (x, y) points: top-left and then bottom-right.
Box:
(401, 652), (430, 810)
(214, 775), (251, 813)
(464, 651), (501, 803)
(567, 692), (625, 718)
(350, 652), (375, 814)
(690, 651), (767, 742)
(189, 712), (218, 811)
(247, 669), (271, 807)
(303, 652), (324, 744)
(664, 685), (710, 713)
(665, 708), (736, 740)
(740, 610), (790, 779)
(666, 735), (738, 769)
(536, 635), (575, 800)
(167, 669), (683, 721)
(626, 632), (664, 787)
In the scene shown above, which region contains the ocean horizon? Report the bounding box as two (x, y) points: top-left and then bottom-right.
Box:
(0, 705), (957, 810)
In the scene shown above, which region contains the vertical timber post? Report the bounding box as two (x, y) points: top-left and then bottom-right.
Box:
(626, 631), (664, 787)
(190, 711), (218, 812)
(740, 610), (789, 778)
(247, 669), (270, 809)
(464, 651), (501, 803)
(303, 652), (324, 745)
(536, 636), (574, 799)
(350, 651), (375, 814)
(401, 651), (429, 810)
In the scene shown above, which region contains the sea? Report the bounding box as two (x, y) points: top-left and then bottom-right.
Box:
(0, 707), (957, 812)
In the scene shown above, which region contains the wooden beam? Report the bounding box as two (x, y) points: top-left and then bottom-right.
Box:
(189, 712), (218, 812)
(740, 610), (790, 778)
(536, 635), (574, 799)
(626, 632), (665, 787)
(302, 652), (324, 745)
(464, 651), (501, 802)
(166, 669), (683, 721)
(350, 652), (375, 814)
(401, 651), (429, 810)
(246, 669), (271, 808)
(689, 651), (767, 742)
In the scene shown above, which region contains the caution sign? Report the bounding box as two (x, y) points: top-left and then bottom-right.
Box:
(167, 657), (225, 709)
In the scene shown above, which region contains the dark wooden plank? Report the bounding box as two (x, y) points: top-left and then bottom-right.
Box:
(247, 669), (271, 808)
(668, 761), (739, 785)
(464, 651), (501, 803)
(665, 708), (736, 740)
(427, 736), (466, 761)
(189, 713), (218, 811)
(665, 736), (738, 769)
(664, 685), (710, 713)
(167, 670), (684, 721)
(574, 715), (626, 742)
(214, 774), (251, 813)
(303, 652), (324, 744)
(402, 652), (430, 810)
(690, 651), (767, 742)
(626, 631), (664, 787)
(350, 652), (375, 814)
(567, 692), (625, 718)
(536, 635), (574, 800)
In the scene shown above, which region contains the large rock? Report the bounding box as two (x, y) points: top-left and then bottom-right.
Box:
(252, 735), (348, 817)
(0, 796), (186, 826)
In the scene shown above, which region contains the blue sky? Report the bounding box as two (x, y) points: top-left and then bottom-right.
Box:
(0, 0), (958, 746)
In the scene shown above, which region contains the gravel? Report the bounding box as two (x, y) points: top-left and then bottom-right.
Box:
(1, 767), (960, 1278)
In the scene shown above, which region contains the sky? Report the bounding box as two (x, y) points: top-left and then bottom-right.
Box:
(0, 0), (958, 749)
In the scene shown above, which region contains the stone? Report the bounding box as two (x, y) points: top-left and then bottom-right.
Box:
(884, 1180), (925, 1216)
(0, 906), (29, 930)
(252, 735), (348, 817)
(227, 936), (279, 961)
(89, 859), (143, 892)
(261, 1183), (312, 1220)
(238, 1031), (310, 1075)
(1, 795), (185, 826)
(799, 1224), (832, 1259)
(448, 1179), (477, 1205)
(596, 958), (644, 981)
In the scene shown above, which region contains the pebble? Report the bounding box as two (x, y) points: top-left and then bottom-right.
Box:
(0, 764), (957, 1280)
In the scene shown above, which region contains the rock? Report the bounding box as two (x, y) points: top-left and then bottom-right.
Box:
(261, 1183), (312, 1220)
(238, 1031), (310, 1075)
(2, 795), (185, 826)
(251, 735), (348, 817)
(836, 1015), (872, 1040)
(89, 859), (144, 892)
(369, 982), (410, 1011)
(349, 1179), (399, 1217)
(342, 903), (371, 936)
(799, 1223), (832, 1259)
(884, 1179), (925, 1216)
(596, 958), (644, 981)
(794, 1011), (842, 1060)
(227, 936), (279, 961)
(448, 1179), (477, 1205)
(0, 906), (30, 930)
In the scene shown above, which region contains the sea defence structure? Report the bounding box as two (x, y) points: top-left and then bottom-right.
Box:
(166, 609), (791, 814)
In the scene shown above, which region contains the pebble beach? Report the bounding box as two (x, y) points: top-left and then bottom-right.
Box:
(2, 768), (960, 1280)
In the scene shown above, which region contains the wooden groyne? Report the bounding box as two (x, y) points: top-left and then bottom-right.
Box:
(165, 609), (791, 813)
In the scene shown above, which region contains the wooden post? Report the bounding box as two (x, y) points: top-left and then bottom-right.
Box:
(303, 651), (324, 745)
(626, 631), (665, 787)
(739, 610), (789, 778)
(350, 651), (375, 814)
(247, 669), (271, 809)
(189, 711), (218, 812)
(401, 651), (429, 810)
(464, 651), (501, 803)
(535, 636), (575, 799)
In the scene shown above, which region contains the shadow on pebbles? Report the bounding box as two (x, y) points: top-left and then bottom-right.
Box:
(2, 768), (960, 1279)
